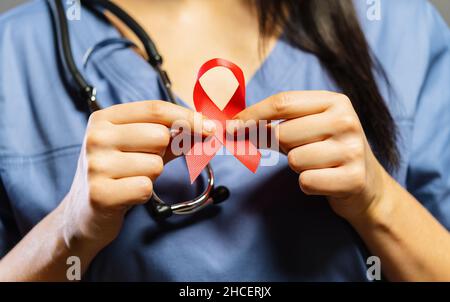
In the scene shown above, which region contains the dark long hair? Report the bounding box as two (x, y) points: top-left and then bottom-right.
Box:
(255, 0), (399, 171)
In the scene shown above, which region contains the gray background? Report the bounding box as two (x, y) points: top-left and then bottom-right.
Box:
(0, 0), (449, 25)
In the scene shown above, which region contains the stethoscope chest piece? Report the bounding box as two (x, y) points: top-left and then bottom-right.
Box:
(149, 164), (230, 220)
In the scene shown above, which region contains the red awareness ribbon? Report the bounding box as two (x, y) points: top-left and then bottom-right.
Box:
(185, 58), (261, 183)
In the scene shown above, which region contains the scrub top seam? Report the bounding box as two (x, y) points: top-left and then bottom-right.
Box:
(0, 144), (81, 166)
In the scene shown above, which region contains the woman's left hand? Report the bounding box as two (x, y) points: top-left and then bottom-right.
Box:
(234, 91), (388, 221)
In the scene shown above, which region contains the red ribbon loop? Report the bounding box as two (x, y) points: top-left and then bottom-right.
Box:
(185, 58), (261, 183)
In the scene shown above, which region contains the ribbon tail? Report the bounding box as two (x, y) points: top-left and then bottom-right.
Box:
(185, 152), (215, 184)
(185, 137), (222, 183)
(224, 139), (261, 173)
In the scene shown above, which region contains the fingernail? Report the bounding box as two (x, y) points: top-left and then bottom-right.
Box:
(203, 119), (216, 134)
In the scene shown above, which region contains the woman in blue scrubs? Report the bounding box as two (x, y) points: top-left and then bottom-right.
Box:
(0, 0), (449, 281)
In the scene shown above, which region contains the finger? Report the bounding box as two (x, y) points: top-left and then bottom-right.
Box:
(277, 112), (334, 151)
(234, 91), (336, 123)
(287, 140), (345, 173)
(89, 151), (164, 181)
(90, 176), (153, 208)
(95, 100), (216, 136)
(111, 123), (171, 154)
(299, 165), (362, 197)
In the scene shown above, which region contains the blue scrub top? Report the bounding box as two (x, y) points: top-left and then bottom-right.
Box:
(0, 0), (449, 281)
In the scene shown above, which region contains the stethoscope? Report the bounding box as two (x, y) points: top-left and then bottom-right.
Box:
(48, 0), (230, 219)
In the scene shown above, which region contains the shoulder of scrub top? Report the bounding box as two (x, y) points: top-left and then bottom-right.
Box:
(0, 0), (49, 31)
(0, 0), (56, 78)
(353, 0), (450, 121)
(0, 0), (88, 158)
(351, 1), (450, 229)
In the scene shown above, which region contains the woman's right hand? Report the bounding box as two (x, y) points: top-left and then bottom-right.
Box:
(61, 101), (216, 251)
